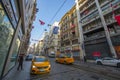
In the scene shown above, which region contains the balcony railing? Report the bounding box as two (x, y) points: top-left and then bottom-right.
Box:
(82, 16), (100, 26)
(83, 24), (102, 34)
(102, 0), (120, 16)
(84, 31), (105, 41)
(81, 11), (99, 24)
(80, 1), (95, 14)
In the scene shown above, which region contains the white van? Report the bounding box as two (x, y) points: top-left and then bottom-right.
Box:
(48, 51), (55, 58)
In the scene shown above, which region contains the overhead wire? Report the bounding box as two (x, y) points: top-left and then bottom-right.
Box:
(49, 0), (67, 24)
(32, 0), (67, 42)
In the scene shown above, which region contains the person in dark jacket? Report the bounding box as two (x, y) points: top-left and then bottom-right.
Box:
(84, 56), (87, 62)
(17, 54), (24, 70)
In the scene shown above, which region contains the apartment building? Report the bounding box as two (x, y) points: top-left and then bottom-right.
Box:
(59, 5), (80, 60)
(75, 0), (120, 60)
(0, 0), (37, 79)
(42, 32), (49, 56)
(48, 22), (59, 54)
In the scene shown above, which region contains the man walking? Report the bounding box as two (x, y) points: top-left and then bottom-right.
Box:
(17, 53), (24, 70)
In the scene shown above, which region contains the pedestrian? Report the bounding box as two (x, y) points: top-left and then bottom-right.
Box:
(84, 56), (87, 62)
(17, 53), (24, 70)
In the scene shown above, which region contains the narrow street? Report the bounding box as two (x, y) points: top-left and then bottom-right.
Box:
(3, 58), (120, 80)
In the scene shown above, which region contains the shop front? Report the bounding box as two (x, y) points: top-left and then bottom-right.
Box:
(0, 3), (15, 78)
(72, 45), (80, 60)
(0, 0), (21, 78)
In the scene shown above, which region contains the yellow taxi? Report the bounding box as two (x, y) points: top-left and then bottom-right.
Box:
(55, 53), (74, 64)
(30, 56), (51, 74)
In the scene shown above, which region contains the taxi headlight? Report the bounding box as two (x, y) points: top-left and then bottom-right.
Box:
(48, 65), (51, 67)
(32, 65), (37, 68)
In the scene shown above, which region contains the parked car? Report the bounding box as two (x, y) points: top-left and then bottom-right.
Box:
(48, 51), (55, 58)
(55, 53), (74, 64)
(96, 57), (120, 68)
(30, 56), (51, 74)
(25, 54), (34, 61)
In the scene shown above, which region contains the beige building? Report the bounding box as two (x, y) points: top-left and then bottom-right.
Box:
(48, 22), (59, 54)
(59, 5), (80, 60)
(42, 32), (49, 55)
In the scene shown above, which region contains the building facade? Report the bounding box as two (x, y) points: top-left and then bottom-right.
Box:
(75, 0), (120, 60)
(43, 32), (49, 56)
(0, 0), (37, 79)
(59, 5), (81, 60)
(48, 22), (59, 54)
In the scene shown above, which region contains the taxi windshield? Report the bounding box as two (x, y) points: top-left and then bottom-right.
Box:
(65, 53), (72, 58)
(34, 57), (48, 62)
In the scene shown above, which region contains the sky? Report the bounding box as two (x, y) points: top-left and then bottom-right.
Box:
(30, 0), (75, 44)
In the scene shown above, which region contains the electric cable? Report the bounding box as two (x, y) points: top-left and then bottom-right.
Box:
(31, 0), (67, 43)
(49, 0), (67, 24)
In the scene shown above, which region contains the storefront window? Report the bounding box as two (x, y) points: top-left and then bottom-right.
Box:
(0, 3), (14, 76)
(4, 38), (20, 74)
(10, 0), (19, 22)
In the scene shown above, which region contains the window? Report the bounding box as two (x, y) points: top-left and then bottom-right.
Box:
(4, 38), (20, 75)
(10, 0), (19, 22)
(0, 3), (14, 76)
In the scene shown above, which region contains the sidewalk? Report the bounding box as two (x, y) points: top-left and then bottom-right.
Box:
(2, 61), (31, 80)
(74, 60), (120, 79)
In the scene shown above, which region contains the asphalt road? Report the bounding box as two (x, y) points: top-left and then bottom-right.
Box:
(30, 58), (119, 80)
(3, 57), (120, 80)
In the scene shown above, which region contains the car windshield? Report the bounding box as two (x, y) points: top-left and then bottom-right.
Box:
(27, 54), (33, 57)
(29, 55), (33, 57)
(34, 57), (48, 62)
(65, 53), (72, 58)
(60, 53), (72, 58)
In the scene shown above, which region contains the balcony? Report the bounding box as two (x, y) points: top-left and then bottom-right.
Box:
(70, 34), (78, 39)
(70, 24), (76, 29)
(105, 18), (117, 26)
(82, 16), (100, 26)
(80, 1), (95, 14)
(102, 1), (120, 16)
(69, 15), (77, 20)
(79, 0), (88, 8)
(84, 31), (105, 41)
(81, 8), (97, 20)
(83, 25), (103, 34)
(72, 39), (78, 44)
(100, 0), (110, 7)
(81, 10), (99, 24)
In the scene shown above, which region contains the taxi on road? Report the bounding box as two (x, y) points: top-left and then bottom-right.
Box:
(30, 56), (51, 74)
(55, 53), (74, 64)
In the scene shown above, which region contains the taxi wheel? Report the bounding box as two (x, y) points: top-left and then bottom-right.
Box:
(55, 60), (58, 63)
(64, 61), (67, 64)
